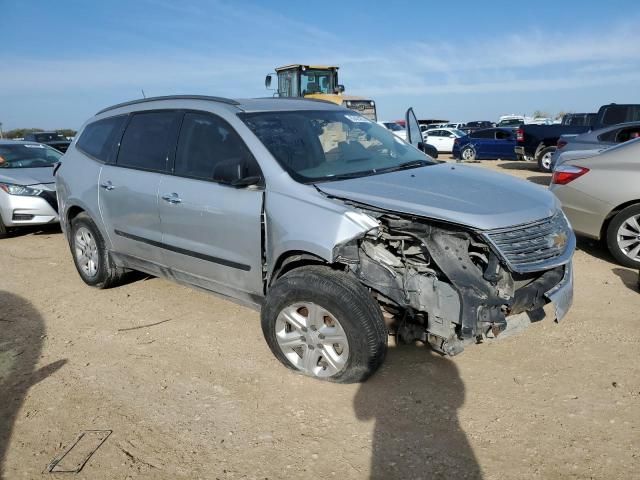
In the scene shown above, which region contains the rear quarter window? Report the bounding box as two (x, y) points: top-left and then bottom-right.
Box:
(76, 116), (127, 162)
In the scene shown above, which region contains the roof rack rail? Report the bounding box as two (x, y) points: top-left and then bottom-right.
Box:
(96, 95), (240, 115)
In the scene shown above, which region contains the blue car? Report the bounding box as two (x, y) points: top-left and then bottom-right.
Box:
(452, 128), (518, 161)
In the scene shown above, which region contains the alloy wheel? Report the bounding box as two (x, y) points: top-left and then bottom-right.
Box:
(617, 214), (640, 261)
(274, 302), (350, 378)
(74, 226), (99, 278)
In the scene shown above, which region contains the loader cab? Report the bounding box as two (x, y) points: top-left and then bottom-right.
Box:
(265, 65), (344, 98)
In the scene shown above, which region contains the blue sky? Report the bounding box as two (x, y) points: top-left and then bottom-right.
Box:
(1, 0), (639, 129)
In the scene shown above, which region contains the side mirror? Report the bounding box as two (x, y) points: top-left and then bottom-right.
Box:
(231, 176), (262, 188)
(335, 84), (345, 93)
(265, 74), (272, 89)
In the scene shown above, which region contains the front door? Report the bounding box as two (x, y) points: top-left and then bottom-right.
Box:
(159, 111), (264, 296)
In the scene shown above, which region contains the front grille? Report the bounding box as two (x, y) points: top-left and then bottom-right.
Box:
(39, 190), (59, 213)
(485, 213), (572, 272)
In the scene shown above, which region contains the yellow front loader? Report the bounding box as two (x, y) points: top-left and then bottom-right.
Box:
(265, 64), (377, 121)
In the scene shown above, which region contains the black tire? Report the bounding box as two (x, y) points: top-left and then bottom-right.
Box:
(261, 265), (387, 383)
(0, 213), (7, 238)
(537, 146), (556, 173)
(606, 204), (640, 269)
(461, 145), (476, 162)
(69, 212), (125, 288)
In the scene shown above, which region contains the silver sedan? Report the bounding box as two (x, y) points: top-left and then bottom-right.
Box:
(0, 141), (61, 237)
(550, 138), (640, 268)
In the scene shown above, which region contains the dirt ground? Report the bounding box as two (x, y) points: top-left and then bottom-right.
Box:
(1, 159), (638, 480)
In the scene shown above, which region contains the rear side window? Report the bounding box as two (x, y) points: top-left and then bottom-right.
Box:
(174, 112), (260, 183)
(117, 111), (177, 171)
(470, 129), (494, 139)
(76, 116), (126, 162)
(495, 130), (511, 140)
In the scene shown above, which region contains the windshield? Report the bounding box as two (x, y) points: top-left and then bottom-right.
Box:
(241, 110), (435, 183)
(0, 143), (62, 169)
(301, 70), (335, 95)
(498, 119), (522, 127)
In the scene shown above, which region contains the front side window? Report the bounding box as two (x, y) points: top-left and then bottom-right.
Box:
(241, 110), (434, 183)
(175, 112), (260, 183)
(117, 111), (177, 171)
(0, 143), (62, 168)
(77, 115), (126, 162)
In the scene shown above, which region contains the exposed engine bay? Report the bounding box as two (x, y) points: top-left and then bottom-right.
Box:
(333, 208), (567, 356)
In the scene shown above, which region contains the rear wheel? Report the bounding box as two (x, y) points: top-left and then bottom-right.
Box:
(261, 265), (387, 383)
(537, 147), (556, 173)
(606, 204), (640, 268)
(70, 213), (125, 288)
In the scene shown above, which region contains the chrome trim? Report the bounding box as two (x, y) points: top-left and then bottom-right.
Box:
(483, 212), (575, 273)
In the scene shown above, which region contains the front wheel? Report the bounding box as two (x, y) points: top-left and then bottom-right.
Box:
(261, 265), (387, 383)
(537, 147), (556, 173)
(606, 204), (640, 268)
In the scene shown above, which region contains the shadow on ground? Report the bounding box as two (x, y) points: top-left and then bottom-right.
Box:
(526, 175), (550, 186)
(498, 161), (539, 171)
(612, 268), (639, 292)
(0, 291), (66, 479)
(2, 223), (62, 239)
(354, 344), (481, 480)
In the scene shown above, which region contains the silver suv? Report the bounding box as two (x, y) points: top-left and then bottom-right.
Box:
(56, 95), (575, 383)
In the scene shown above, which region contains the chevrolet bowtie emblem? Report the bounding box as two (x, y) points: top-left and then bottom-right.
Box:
(550, 231), (568, 249)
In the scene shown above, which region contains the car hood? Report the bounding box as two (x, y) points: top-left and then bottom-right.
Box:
(316, 163), (558, 231)
(0, 167), (56, 186)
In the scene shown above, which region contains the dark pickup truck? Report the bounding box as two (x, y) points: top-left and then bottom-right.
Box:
(515, 104), (640, 172)
(24, 131), (71, 153)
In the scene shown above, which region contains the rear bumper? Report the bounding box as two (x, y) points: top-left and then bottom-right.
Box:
(550, 184), (610, 240)
(0, 190), (59, 227)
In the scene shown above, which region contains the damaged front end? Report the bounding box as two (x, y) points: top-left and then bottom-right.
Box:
(334, 209), (574, 356)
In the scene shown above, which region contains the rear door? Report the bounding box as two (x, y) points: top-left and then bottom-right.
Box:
(98, 110), (180, 265)
(158, 111), (264, 295)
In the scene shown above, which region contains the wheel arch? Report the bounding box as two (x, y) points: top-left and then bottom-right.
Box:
(267, 250), (336, 290)
(600, 199), (640, 240)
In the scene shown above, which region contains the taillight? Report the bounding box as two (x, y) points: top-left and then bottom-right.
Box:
(557, 139), (567, 149)
(551, 165), (589, 185)
(516, 128), (524, 142)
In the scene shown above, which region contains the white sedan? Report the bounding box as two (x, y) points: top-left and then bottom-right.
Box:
(424, 128), (466, 153)
(377, 121), (407, 141)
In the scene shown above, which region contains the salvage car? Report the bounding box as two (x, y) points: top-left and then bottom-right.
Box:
(550, 138), (640, 268)
(0, 141), (60, 237)
(56, 96), (575, 383)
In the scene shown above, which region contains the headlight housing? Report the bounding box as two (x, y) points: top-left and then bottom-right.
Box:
(0, 183), (43, 196)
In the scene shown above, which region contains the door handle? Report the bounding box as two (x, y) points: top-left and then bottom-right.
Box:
(161, 193), (182, 204)
(100, 181), (115, 191)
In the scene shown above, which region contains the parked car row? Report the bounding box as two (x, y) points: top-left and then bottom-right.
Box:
(515, 103), (640, 172)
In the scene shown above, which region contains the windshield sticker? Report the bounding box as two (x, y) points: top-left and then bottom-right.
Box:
(24, 144), (46, 148)
(345, 115), (371, 123)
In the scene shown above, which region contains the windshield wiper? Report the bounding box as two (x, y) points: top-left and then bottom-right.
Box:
(379, 159), (431, 173)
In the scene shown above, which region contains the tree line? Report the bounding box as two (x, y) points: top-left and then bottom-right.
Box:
(1, 128), (77, 139)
